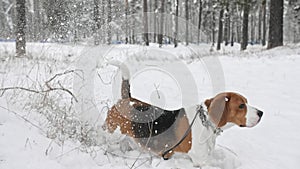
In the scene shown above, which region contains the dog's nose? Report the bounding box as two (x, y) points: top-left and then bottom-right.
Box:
(257, 110), (263, 118)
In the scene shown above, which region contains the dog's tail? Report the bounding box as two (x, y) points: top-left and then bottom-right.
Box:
(109, 61), (131, 99)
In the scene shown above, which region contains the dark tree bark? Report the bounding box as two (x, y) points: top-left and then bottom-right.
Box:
(231, 2), (235, 46)
(258, 4), (262, 44)
(250, 13), (255, 43)
(262, 0), (267, 46)
(267, 0), (284, 49)
(174, 0), (179, 48)
(197, 0), (203, 44)
(153, 0), (158, 43)
(185, 0), (189, 46)
(158, 0), (165, 47)
(125, 0), (129, 44)
(16, 0), (26, 57)
(241, 0), (250, 50)
(224, 1), (230, 46)
(143, 0), (149, 46)
(212, 11), (216, 46)
(217, 8), (224, 50)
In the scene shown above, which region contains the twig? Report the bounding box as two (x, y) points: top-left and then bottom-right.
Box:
(46, 69), (83, 86)
(154, 83), (160, 99)
(45, 140), (54, 156)
(97, 71), (116, 85)
(0, 86), (78, 102)
(217, 144), (238, 157)
(0, 105), (46, 134)
(130, 122), (154, 169)
(55, 146), (81, 159)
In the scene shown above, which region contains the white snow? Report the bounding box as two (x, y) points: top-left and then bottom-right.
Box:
(0, 42), (300, 169)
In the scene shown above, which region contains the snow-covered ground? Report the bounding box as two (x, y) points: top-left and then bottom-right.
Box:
(0, 42), (300, 169)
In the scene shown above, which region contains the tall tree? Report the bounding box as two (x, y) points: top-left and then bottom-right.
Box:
(258, 2), (262, 44)
(262, 0), (267, 46)
(153, 0), (158, 43)
(158, 0), (165, 47)
(197, 0), (203, 44)
(0, 0), (7, 37)
(174, 0), (179, 48)
(268, 0), (283, 49)
(241, 0), (250, 50)
(224, 1), (230, 46)
(185, 0), (189, 46)
(231, 2), (235, 46)
(16, 0), (26, 57)
(107, 0), (112, 44)
(125, 0), (129, 44)
(143, 0), (149, 46)
(94, 0), (101, 45)
(217, 5), (224, 50)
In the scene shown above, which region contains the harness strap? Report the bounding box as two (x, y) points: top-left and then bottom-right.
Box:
(161, 108), (200, 159)
(161, 105), (222, 160)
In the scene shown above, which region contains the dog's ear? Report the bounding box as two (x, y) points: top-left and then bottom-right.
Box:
(207, 94), (231, 127)
(204, 98), (213, 108)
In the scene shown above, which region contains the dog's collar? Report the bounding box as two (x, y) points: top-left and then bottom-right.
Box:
(197, 104), (223, 136)
(162, 104), (222, 159)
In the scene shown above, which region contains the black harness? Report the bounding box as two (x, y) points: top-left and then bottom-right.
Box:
(161, 105), (222, 160)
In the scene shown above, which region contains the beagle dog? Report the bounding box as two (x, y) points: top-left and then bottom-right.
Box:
(103, 64), (263, 166)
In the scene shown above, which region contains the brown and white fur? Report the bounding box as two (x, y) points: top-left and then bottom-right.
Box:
(103, 63), (263, 166)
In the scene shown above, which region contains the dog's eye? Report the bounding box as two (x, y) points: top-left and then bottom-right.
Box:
(239, 104), (245, 109)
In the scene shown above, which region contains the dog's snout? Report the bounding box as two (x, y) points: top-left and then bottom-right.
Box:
(257, 110), (263, 118)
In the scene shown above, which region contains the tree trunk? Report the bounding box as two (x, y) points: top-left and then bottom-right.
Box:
(241, 0), (250, 50)
(185, 0), (189, 46)
(158, 0), (165, 47)
(125, 0), (129, 44)
(212, 10), (216, 46)
(0, 0), (7, 37)
(231, 2), (235, 46)
(197, 0), (203, 44)
(258, 4), (262, 44)
(101, 0), (106, 44)
(267, 0), (283, 49)
(16, 0), (26, 57)
(174, 0), (179, 48)
(33, 0), (41, 41)
(250, 13), (255, 44)
(224, 1), (230, 46)
(262, 0), (267, 46)
(107, 0), (112, 45)
(153, 0), (158, 43)
(143, 0), (149, 46)
(94, 0), (100, 45)
(217, 8), (224, 50)
(236, 4), (242, 44)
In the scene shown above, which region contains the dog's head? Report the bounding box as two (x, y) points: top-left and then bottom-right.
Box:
(205, 92), (263, 128)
